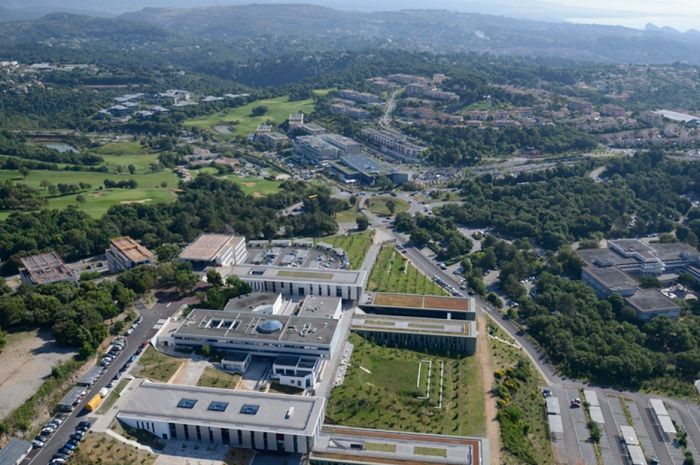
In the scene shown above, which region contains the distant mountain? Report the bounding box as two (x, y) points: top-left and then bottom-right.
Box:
(117, 4), (700, 64)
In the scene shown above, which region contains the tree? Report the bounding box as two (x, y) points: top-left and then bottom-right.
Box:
(206, 269), (223, 287)
(251, 105), (268, 117)
(587, 420), (601, 443)
(75, 194), (86, 203)
(175, 269), (198, 295)
(356, 215), (369, 231)
(40, 179), (49, 190)
(19, 166), (29, 178)
(386, 199), (396, 215)
(128, 164), (136, 175)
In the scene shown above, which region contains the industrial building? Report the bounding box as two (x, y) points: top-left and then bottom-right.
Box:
(310, 426), (480, 465)
(229, 264), (366, 301)
(117, 382), (325, 454)
(106, 236), (154, 272)
(577, 240), (699, 320)
(352, 314), (476, 355)
(180, 234), (247, 268)
(19, 252), (77, 286)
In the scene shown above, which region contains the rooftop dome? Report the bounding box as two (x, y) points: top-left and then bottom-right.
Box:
(256, 319), (283, 334)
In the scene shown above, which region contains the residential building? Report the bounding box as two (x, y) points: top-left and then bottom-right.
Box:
(106, 236), (154, 272)
(298, 122), (327, 135)
(337, 89), (383, 105)
(19, 252), (77, 286)
(387, 74), (430, 85)
(180, 234), (247, 268)
(229, 264), (366, 301)
(330, 103), (371, 119)
(117, 382), (325, 454)
(404, 83), (459, 101)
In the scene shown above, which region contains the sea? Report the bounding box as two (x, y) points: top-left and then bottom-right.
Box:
(566, 16), (700, 32)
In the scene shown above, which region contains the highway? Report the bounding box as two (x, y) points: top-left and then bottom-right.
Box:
(25, 291), (194, 465)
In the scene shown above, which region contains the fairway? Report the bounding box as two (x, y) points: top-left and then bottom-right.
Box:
(191, 168), (281, 196)
(321, 231), (374, 270)
(94, 141), (161, 173)
(183, 91), (331, 136)
(0, 169), (178, 219)
(368, 245), (448, 295)
(326, 334), (485, 436)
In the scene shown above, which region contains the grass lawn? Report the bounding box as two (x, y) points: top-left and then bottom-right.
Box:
(71, 432), (156, 465)
(97, 379), (129, 414)
(0, 169), (178, 219)
(196, 367), (241, 389)
(190, 168), (281, 197)
(326, 334), (485, 437)
(94, 142), (161, 174)
(335, 204), (361, 224)
(132, 347), (183, 383)
(184, 90), (331, 136)
(320, 231), (374, 270)
(368, 245), (448, 295)
(366, 196), (410, 216)
(414, 446), (447, 457)
(364, 442), (397, 453)
(488, 323), (555, 465)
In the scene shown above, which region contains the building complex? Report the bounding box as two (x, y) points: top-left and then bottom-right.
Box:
(19, 252), (77, 286)
(106, 236), (154, 273)
(180, 234), (247, 268)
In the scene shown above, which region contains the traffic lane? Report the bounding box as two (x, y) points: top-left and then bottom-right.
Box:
(27, 295), (189, 464)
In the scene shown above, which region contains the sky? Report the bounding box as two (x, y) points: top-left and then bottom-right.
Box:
(549, 0), (700, 15)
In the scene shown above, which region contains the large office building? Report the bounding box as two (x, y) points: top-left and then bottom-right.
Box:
(577, 239), (698, 320)
(332, 152), (408, 186)
(117, 382), (325, 454)
(360, 128), (427, 163)
(293, 136), (341, 164)
(229, 264), (366, 301)
(19, 252), (77, 286)
(106, 236), (154, 272)
(180, 234), (247, 268)
(360, 292), (476, 321)
(159, 307), (342, 360)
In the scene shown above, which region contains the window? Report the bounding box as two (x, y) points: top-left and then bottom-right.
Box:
(169, 423), (177, 439)
(177, 398), (198, 409)
(209, 428), (214, 442)
(336, 287), (342, 297)
(183, 424), (190, 440)
(240, 404), (260, 415)
(196, 425), (202, 441)
(208, 401), (229, 412)
(221, 428), (230, 445)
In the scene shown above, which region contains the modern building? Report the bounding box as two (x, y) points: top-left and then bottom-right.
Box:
(360, 292), (476, 321)
(298, 296), (342, 320)
(229, 264), (366, 301)
(320, 133), (362, 155)
(337, 90), (383, 105)
(159, 308), (342, 360)
(310, 426), (481, 465)
(180, 234), (247, 268)
(330, 152), (407, 186)
(222, 292), (287, 315)
(581, 266), (638, 298)
(254, 124), (288, 149)
(293, 136), (340, 164)
(352, 315), (477, 355)
(404, 83), (459, 101)
(330, 103), (371, 119)
(288, 112), (305, 129)
(19, 252), (77, 286)
(360, 128), (427, 163)
(0, 438), (32, 465)
(272, 355), (323, 390)
(117, 382), (325, 454)
(106, 236), (154, 272)
(625, 289), (681, 321)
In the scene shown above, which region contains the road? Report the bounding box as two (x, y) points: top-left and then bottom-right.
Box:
(379, 88), (401, 129)
(25, 291), (195, 465)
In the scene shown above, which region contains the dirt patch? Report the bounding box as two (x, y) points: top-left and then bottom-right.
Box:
(242, 182), (257, 188)
(92, 192), (104, 198)
(120, 199), (153, 204)
(252, 192), (263, 198)
(0, 329), (77, 420)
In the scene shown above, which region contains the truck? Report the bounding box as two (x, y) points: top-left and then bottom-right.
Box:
(99, 387), (109, 398)
(85, 394), (102, 412)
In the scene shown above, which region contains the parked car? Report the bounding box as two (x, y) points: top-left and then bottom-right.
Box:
(31, 439), (45, 448)
(78, 420), (92, 429)
(542, 389), (552, 397)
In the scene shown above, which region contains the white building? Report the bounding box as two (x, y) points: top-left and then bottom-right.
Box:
(180, 234), (247, 268)
(230, 264), (366, 301)
(117, 382), (325, 454)
(106, 236), (154, 272)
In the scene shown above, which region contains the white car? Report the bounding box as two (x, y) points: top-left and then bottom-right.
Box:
(125, 328), (133, 336)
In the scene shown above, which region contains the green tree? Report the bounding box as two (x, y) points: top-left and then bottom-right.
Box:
(155, 244), (181, 262)
(175, 269), (198, 295)
(356, 215), (369, 231)
(206, 269), (223, 287)
(128, 164), (136, 175)
(251, 105), (268, 117)
(19, 166), (29, 178)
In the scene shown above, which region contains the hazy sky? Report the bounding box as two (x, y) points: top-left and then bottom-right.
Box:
(549, 0), (700, 15)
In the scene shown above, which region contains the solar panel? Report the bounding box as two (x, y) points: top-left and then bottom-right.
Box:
(177, 398), (198, 409)
(240, 404), (260, 415)
(208, 401), (229, 412)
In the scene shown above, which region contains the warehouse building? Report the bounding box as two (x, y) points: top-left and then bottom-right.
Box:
(180, 234), (247, 268)
(19, 252), (77, 286)
(229, 264), (366, 301)
(117, 382), (325, 454)
(352, 315), (477, 355)
(106, 236), (154, 272)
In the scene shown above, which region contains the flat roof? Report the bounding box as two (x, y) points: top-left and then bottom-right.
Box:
(589, 406), (605, 424)
(180, 234), (244, 262)
(363, 293), (475, 313)
(577, 248), (636, 267)
(620, 425), (639, 445)
(110, 236), (153, 263)
(223, 293), (281, 312)
(352, 315), (475, 338)
(627, 445), (646, 465)
(0, 438), (32, 465)
(548, 415), (564, 434)
(648, 242), (700, 262)
(298, 296), (342, 319)
(649, 398), (669, 417)
(118, 381), (324, 436)
(19, 251), (76, 285)
(583, 389), (599, 407)
(653, 109), (699, 123)
(582, 266), (638, 291)
(658, 414), (677, 435)
(175, 308), (339, 346)
(233, 264), (366, 286)
(625, 289), (680, 313)
(312, 425), (478, 465)
(545, 397), (560, 415)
